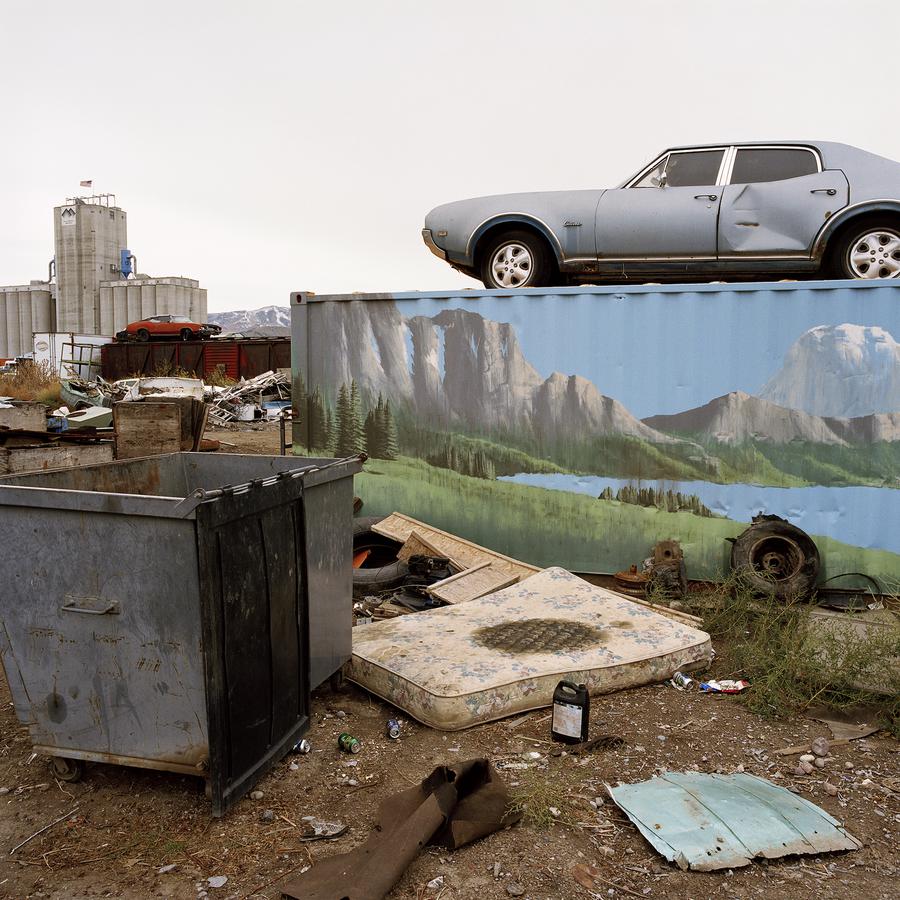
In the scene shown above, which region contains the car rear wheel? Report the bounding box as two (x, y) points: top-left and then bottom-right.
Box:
(479, 230), (553, 290)
(180, 328), (193, 341)
(136, 328), (150, 342)
(838, 225), (900, 279)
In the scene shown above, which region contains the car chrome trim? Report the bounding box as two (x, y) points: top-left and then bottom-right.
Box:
(725, 144), (822, 184)
(421, 228), (447, 261)
(465, 213), (564, 263)
(811, 198), (900, 258)
(625, 146), (730, 189)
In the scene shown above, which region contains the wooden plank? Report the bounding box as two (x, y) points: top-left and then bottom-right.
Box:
(113, 402), (183, 460)
(397, 531), (463, 570)
(372, 513), (540, 583)
(0, 442), (114, 475)
(426, 563), (518, 604)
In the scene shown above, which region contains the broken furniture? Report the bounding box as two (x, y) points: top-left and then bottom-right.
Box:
(0, 452), (362, 815)
(608, 772), (861, 871)
(348, 567), (712, 730)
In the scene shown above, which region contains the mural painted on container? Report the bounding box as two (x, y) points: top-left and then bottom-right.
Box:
(295, 287), (900, 585)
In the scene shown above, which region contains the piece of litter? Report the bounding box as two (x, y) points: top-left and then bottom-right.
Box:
(549, 806), (560, 818)
(700, 679), (750, 694)
(607, 772), (861, 871)
(158, 864), (177, 874)
(299, 816), (349, 841)
(249, 790), (264, 800)
(207, 875), (228, 889)
(427, 876), (444, 889)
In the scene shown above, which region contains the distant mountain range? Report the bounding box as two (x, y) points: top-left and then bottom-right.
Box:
(644, 390), (900, 445)
(305, 303), (900, 449)
(208, 305), (290, 335)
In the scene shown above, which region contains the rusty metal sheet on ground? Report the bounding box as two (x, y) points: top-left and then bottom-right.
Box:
(607, 772), (861, 871)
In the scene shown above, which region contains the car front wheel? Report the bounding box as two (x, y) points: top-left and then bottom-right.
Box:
(479, 230), (553, 290)
(136, 328), (150, 342)
(838, 224), (900, 279)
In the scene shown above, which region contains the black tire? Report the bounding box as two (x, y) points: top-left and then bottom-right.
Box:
(730, 516), (820, 600)
(180, 328), (194, 341)
(479, 229), (555, 290)
(352, 516), (408, 593)
(834, 222), (900, 280)
(136, 328), (150, 342)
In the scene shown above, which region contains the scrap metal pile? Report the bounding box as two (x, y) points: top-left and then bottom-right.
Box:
(205, 370), (291, 424)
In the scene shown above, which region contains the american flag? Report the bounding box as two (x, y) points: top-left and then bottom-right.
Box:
(80, 180), (92, 188)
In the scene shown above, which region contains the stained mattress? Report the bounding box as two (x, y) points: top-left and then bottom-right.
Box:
(348, 567), (713, 730)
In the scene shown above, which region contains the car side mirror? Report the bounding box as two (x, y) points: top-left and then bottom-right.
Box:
(657, 171), (668, 188)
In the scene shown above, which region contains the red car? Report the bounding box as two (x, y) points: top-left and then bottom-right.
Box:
(117, 316), (222, 342)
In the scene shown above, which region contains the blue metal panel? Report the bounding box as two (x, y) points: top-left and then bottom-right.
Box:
(292, 281), (900, 584)
(608, 772), (861, 870)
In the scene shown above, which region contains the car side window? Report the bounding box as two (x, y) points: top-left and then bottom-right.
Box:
(633, 157), (667, 188)
(664, 150), (725, 187)
(730, 148), (818, 184)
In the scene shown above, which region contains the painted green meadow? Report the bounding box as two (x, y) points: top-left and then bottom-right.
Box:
(350, 456), (900, 584)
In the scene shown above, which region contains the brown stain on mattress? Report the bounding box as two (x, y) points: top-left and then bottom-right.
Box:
(472, 618), (606, 654)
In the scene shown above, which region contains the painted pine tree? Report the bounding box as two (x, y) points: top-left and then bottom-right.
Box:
(348, 380), (366, 455)
(381, 399), (399, 460)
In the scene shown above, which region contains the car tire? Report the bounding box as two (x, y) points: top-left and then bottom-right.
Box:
(834, 222), (900, 280)
(180, 328), (193, 341)
(352, 516), (408, 594)
(729, 515), (820, 600)
(479, 230), (554, 290)
(136, 328), (150, 342)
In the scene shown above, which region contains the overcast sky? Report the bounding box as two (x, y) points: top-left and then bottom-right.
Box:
(2, 1), (899, 312)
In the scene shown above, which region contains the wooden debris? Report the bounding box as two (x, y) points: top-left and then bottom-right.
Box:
(373, 513), (539, 584)
(426, 562), (518, 604)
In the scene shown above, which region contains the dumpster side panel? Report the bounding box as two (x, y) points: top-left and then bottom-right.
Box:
(293, 282), (900, 585)
(0, 509), (207, 769)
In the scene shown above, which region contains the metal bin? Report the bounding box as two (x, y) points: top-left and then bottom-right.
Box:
(0, 452), (361, 814)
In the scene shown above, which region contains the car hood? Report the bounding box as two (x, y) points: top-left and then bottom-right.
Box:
(425, 189), (606, 253)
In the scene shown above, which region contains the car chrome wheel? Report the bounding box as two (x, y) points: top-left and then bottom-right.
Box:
(847, 229), (900, 279)
(490, 242), (534, 288)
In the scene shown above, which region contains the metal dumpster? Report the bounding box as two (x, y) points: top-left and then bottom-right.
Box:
(0, 451), (362, 815)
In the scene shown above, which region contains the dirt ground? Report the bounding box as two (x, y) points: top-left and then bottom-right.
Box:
(0, 423), (897, 899)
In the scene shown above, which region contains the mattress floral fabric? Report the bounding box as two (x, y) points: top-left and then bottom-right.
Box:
(348, 567), (712, 730)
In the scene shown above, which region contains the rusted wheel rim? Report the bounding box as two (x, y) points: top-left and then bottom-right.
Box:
(748, 534), (804, 581)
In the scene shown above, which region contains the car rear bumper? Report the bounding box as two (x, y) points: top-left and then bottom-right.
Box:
(422, 228), (448, 261)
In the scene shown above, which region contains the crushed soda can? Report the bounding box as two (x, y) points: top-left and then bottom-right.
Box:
(669, 671), (695, 690)
(338, 732), (361, 753)
(700, 679), (750, 694)
(386, 718), (401, 739)
(292, 738), (312, 754)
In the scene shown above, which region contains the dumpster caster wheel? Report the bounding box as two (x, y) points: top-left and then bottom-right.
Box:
(329, 669), (346, 693)
(51, 756), (84, 783)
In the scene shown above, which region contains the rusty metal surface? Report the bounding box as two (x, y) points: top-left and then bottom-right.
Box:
(0, 452), (361, 812)
(608, 772), (861, 870)
(100, 337), (290, 381)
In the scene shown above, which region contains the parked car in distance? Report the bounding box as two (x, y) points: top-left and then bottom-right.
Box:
(116, 316), (222, 342)
(423, 141), (900, 289)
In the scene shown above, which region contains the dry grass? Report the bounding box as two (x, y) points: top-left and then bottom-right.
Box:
(0, 360), (60, 405)
(698, 575), (900, 736)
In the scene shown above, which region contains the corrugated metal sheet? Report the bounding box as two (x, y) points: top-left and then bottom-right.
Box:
(291, 280), (900, 584)
(607, 772), (861, 870)
(100, 338), (289, 382)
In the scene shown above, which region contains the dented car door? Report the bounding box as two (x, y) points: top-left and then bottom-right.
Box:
(718, 147), (849, 256)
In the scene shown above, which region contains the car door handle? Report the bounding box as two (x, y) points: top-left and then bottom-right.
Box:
(694, 194), (717, 201)
(810, 188), (837, 196)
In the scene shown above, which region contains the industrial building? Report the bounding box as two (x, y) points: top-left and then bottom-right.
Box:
(0, 193), (207, 361)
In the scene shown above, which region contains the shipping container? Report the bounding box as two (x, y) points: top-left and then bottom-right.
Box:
(100, 336), (290, 382)
(33, 331), (112, 379)
(291, 280), (900, 588)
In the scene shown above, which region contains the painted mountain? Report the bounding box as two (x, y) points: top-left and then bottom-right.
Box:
(304, 303), (900, 488)
(643, 390), (900, 445)
(208, 305), (290, 335)
(759, 324), (900, 417)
